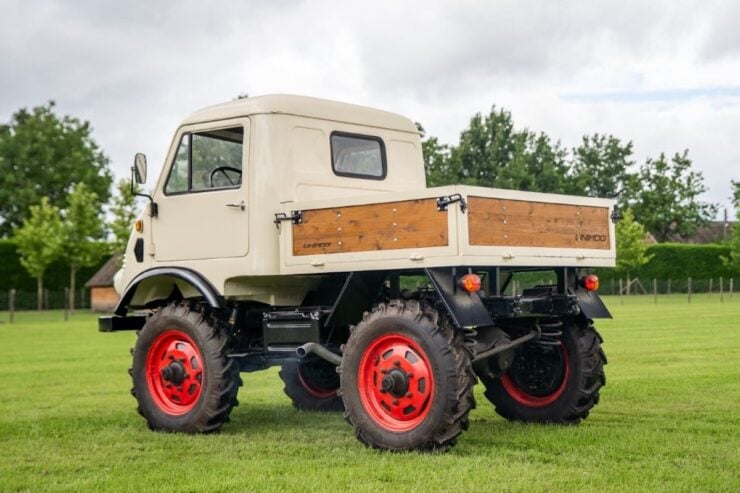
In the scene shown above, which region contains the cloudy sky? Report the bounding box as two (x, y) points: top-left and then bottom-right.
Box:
(1, 0), (738, 216)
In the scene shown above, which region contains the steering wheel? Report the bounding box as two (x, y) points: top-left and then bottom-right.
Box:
(209, 166), (242, 187)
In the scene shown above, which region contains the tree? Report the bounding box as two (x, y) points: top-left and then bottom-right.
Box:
(721, 180), (740, 273)
(61, 183), (106, 312)
(13, 198), (64, 310)
(445, 108), (517, 187)
(570, 134), (635, 204)
(615, 209), (653, 294)
(625, 151), (717, 242)
(109, 179), (141, 256)
(436, 107), (572, 193)
(0, 101), (112, 236)
(416, 123), (451, 187)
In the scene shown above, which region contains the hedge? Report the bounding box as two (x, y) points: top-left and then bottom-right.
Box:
(594, 243), (734, 281)
(0, 239), (110, 292)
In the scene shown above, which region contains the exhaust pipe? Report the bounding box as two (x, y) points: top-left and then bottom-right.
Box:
(296, 342), (342, 366)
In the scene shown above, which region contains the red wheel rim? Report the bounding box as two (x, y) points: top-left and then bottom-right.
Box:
(358, 333), (435, 432)
(297, 364), (338, 399)
(501, 345), (570, 408)
(145, 330), (204, 415)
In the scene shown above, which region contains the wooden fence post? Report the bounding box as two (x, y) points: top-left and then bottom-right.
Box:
(667, 278), (671, 295)
(709, 278), (713, 295)
(730, 278), (734, 298)
(619, 279), (623, 304)
(9, 289), (15, 324)
(720, 277), (724, 303)
(688, 277), (692, 303)
(653, 279), (657, 304)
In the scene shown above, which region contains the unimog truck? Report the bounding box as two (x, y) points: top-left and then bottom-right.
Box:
(102, 95), (614, 452)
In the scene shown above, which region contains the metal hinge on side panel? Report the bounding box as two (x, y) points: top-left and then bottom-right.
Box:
(436, 193), (467, 213)
(274, 210), (303, 229)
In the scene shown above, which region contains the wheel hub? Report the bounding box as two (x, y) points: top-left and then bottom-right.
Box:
(161, 361), (186, 385)
(145, 330), (204, 415)
(501, 343), (570, 407)
(380, 369), (409, 397)
(358, 333), (435, 432)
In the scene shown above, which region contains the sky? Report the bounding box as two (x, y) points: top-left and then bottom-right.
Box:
(1, 0), (739, 217)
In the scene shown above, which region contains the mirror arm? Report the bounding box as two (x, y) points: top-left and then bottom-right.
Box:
(130, 166), (159, 218)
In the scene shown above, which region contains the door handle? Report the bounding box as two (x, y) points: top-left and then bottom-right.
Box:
(226, 201), (246, 211)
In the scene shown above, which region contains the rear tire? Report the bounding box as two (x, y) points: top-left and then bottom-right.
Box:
(130, 302), (241, 433)
(279, 359), (343, 412)
(340, 300), (475, 452)
(479, 317), (606, 424)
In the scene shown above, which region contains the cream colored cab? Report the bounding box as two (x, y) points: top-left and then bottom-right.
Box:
(119, 95), (427, 304)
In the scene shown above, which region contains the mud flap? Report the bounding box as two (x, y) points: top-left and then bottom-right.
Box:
(425, 268), (493, 328)
(572, 287), (612, 319)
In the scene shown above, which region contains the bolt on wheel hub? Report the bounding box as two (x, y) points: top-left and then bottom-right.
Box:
(161, 361), (186, 385)
(380, 369), (409, 397)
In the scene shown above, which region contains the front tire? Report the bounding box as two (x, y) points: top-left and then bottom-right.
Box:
(340, 301), (475, 452)
(479, 318), (606, 424)
(130, 303), (241, 433)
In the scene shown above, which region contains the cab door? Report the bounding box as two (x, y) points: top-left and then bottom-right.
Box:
(152, 119), (249, 261)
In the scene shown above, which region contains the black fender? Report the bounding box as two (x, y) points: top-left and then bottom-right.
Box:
(572, 287), (612, 319)
(325, 271), (388, 327)
(425, 268), (493, 328)
(114, 267), (224, 316)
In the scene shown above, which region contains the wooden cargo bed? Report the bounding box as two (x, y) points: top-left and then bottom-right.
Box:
(278, 185), (616, 275)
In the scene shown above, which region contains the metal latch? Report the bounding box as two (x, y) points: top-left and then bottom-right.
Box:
(274, 210), (303, 229)
(436, 193), (467, 213)
(610, 205), (622, 223)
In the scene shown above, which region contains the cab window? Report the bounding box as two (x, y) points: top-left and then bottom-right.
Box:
(165, 126), (244, 194)
(330, 132), (386, 179)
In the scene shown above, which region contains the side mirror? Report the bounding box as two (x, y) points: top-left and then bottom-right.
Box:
(133, 153), (147, 184)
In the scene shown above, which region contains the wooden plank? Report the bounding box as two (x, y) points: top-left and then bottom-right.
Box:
(293, 198), (448, 255)
(468, 196), (611, 250)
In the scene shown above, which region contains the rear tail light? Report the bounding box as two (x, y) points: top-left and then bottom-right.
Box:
(582, 274), (599, 292)
(459, 273), (482, 293)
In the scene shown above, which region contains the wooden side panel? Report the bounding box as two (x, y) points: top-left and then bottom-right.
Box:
(292, 198), (448, 255)
(468, 196), (611, 250)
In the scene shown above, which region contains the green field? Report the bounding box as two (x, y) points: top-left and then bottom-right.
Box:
(1, 295), (738, 492)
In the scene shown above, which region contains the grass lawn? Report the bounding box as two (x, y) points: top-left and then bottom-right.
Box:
(0, 295), (738, 492)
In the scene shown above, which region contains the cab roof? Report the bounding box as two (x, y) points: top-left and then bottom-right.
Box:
(182, 94), (419, 133)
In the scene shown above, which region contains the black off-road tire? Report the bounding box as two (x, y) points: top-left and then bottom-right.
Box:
(339, 300), (476, 452)
(130, 302), (242, 433)
(279, 359), (344, 412)
(479, 317), (606, 424)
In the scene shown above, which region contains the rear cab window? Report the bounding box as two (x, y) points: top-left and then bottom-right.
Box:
(330, 132), (386, 180)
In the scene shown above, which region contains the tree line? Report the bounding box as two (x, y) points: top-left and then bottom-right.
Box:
(0, 102), (138, 309)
